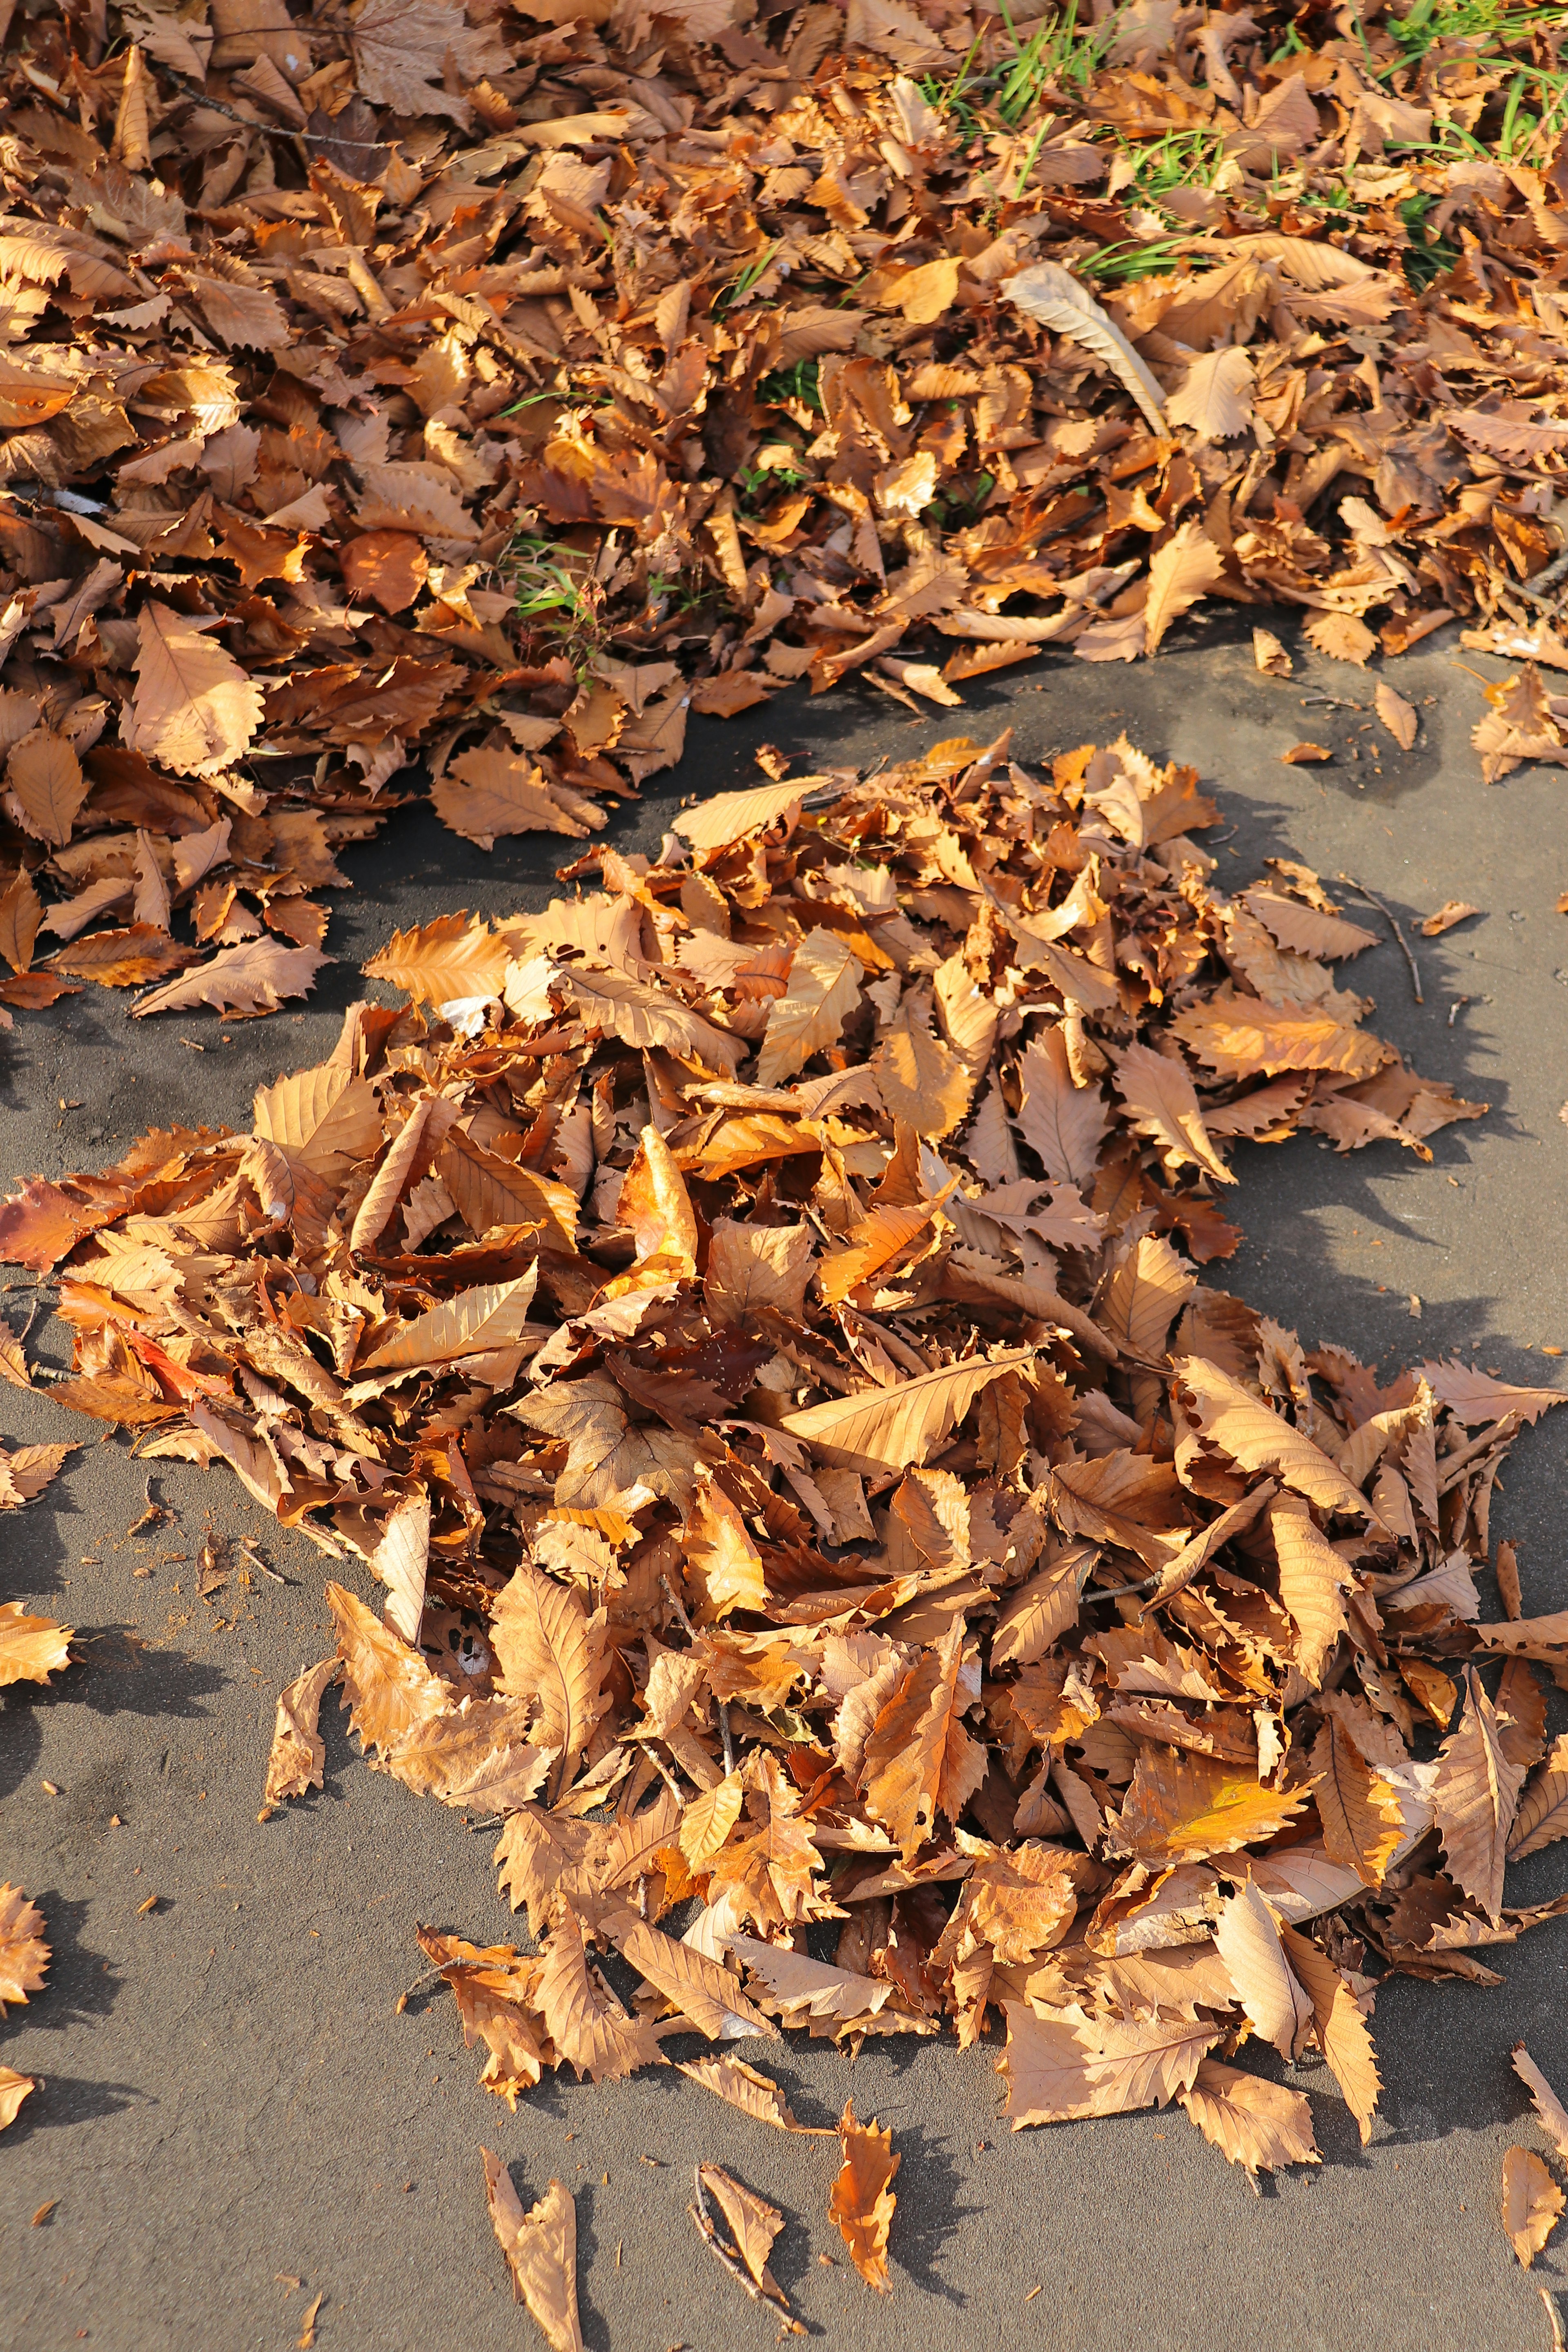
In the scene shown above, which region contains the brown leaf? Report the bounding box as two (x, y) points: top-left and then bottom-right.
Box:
(675, 2053), (834, 2133)
(480, 2157), (584, 2350)
(1143, 521), (1223, 657)
(340, 531), (428, 615)
(4, 730), (87, 848)
(782, 1350), (1035, 1474)
(860, 1616), (986, 1861)
(1374, 682), (1419, 750)
(830, 2100), (899, 2290)
(129, 602), (263, 777)
(0, 2069), (35, 2131)
(1282, 742), (1331, 764)
(362, 913), (509, 1007)
(1178, 2059), (1320, 2181)
(1503, 2146), (1564, 2268)
(263, 1657), (340, 1807)
(490, 1563), (605, 1797)
(1419, 899), (1481, 937)
(131, 937), (326, 1018)
(45, 925), (197, 987)
(1514, 2044), (1568, 2167)
(1433, 1666), (1526, 1924)
(0, 1885), (49, 2012)
(1510, 1735), (1568, 1861)
(756, 929), (862, 1089)
(535, 1903), (664, 2084)
(0, 1602), (72, 1687)
(998, 2002), (1218, 2126)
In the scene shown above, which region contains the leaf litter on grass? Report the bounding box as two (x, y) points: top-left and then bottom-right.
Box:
(4, 0), (1568, 1025)
(4, 729), (1568, 2313)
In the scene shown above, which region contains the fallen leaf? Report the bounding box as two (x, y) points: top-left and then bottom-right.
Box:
(481, 2156), (584, 2350)
(830, 2100), (899, 2291)
(1503, 2146), (1564, 2268)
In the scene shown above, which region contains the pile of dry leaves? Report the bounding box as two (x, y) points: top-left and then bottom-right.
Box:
(3, 731), (1566, 2317)
(4, 0), (1568, 1027)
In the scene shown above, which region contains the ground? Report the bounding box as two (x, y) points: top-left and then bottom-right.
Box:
(1, 613), (1565, 2352)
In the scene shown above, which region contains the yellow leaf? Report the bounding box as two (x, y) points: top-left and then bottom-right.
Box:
(782, 1350), (1035, 1473)
(363, 912), (510, 1007)
(1115, 1745), (1314, 1861)
(0, 1601), (72, 1686)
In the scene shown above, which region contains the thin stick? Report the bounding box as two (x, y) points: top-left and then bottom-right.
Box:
(159, 65), (392, 152)
(1512, 541), (1568, 610)
(659, 1572), (697, 1641)
(1337, 874), (1423, 1004)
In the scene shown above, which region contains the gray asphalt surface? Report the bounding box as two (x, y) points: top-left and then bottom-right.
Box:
(2, 614), (1566, 2352)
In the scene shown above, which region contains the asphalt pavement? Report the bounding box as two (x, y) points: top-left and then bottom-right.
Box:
(2, 611), (1566, 2352)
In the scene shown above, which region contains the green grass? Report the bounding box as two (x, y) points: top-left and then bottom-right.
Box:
(1115, 126), (1227, 211)
(1399, 194), (1461, 290)
(756, 358), (823, 417)
(498, 537), (607, 671)
(1383, 0), (1568, 67)
(1079, 236), (1186, 284)
(918, 0), (1118, 138)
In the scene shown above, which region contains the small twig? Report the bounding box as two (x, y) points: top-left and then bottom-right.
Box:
(394, 1964), (448, 2013)
(689, 2170), (803, 2335)
(1512, 539), (1568, 611)
(1542, 2285), (1567, 2352)
(159, 65), (392, 152)
(1337, 873), (1423, 1003)
(659, 1572), (697, 1642)
(716, 1696), (735, 1777)
(1448, 996), (1470, 1028)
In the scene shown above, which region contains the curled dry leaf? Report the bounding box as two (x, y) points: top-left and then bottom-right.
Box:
(1514, 2045), (1568, 2167)
(830, 2100), (900, 2291)
(262, 1658), (340, 1811)
(691, 2163), (802, 2331)
(0, 1886), (49, 2012)
(1374, 682), (1420, 751)
(0, 2069), (35, 2131)
(1420, 901), (1481, 938)
(481, 2156), (584, 2352)
(1283, 743), (1332, 765)
(0, 1601), (71, 1687)
(1503, 2146), (1564, 2269)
